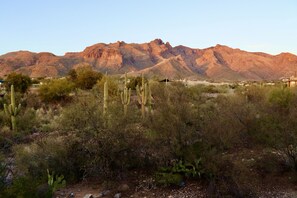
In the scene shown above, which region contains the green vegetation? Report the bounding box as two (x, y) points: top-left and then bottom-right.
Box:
(4, 72), (32, 93)
(38, 78), (75, 103)
(4, 85), (21, 132)
(1, 73), (297, 197)
(68, 66), (103, 90)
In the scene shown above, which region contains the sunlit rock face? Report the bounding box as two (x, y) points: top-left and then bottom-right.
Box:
(1, 39), (297, 80)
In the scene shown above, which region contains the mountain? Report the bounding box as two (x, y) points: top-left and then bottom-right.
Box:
(1, 39), (297, 81)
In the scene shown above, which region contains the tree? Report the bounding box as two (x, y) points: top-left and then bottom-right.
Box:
(127, 76), (145, 90)
(68, 66), (103, 90)
(5, 72), (32, 93)
(38, 79), (75, 103)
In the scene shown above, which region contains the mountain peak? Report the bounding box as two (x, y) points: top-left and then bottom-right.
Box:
(1, 39), (297, 80)
(150, 38), (165, 45)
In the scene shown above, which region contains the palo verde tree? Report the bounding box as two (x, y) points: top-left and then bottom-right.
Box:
(68, 65), (103, 90)
(5, 72), (32, 93)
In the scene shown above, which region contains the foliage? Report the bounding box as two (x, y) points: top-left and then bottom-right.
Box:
(0, 154), (7, 191)
(155, 172), (183, 187)
(94, 75), (119, 98)
(68, 66), (103, 89)
(38, 78), (75, 103)
(0, 176), (42, 198)
(4, 78), (297, 196)
(156, 159), (203, 187)
(58, 93), (104, 134)
(47, 169), (66, 197)
(4, 72), (32, 93)
(127, 76), (143, 90)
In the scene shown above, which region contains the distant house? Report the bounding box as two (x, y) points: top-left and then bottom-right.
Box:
(0, 80), (4, 87)
(283, 76), (297, 87)
(159, 78), (170, 83)
(0, 80), (5, 97)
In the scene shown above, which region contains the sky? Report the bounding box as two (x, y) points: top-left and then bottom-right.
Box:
(0, 0), (296, 56)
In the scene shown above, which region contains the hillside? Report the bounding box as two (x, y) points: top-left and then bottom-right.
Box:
(1, 39), (297, 80)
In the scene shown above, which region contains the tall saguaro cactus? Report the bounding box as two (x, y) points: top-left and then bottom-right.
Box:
(103, 79), (108, 116)
(121, 73), (131, 115)
(136, 74), (151, 118)
(4, 85), (21, 132)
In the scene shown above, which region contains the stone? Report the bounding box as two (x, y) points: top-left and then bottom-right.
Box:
(83, 194), (94, 198)
(114, 193), (121, 198)
(117, 184), (130, 192)
(97, 190), (111, 197)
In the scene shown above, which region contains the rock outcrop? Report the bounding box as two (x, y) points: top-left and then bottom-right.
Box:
(1, 39), (297, 80)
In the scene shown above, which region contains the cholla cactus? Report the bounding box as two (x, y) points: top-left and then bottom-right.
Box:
(4, 85), (21, 132)
(121, 73), (131, 115)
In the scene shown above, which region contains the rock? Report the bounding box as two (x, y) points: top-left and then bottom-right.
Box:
(114, 193), (121, 198)
(117, 184), (130, 192)
(83, 194), (94, 198)
(68, 192), (75, 197)
(97, 190), (111, 197)
(35, 183), (50, 198)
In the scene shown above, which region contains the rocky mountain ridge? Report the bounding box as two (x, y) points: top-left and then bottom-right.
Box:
(1, 39), (296, 80)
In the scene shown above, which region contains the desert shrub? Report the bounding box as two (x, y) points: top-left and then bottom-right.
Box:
(155, 172), (183, 187)
(58, 93), (104, 135)
(244, 85), (267, 104)
(22, 92), (43, 109)
(269, 87), (294, 114)
(13, 135), (84, 182)
(200, 94), (257, 150)
(0, 175), (43, 198)
(55, 92), (157, 178)
(149, 83), (200, 159)
(201, 84), (227, 93)
(0, 111), (7, 129)
(17, 108), (38, 134)
(35, 107), (62, 132)
(0, 154), (7, 191)
(155, 159), (204, 186)
(205, 157), (256, 198)
(254, 150), (284, 176)
(38, 78), (75, 103)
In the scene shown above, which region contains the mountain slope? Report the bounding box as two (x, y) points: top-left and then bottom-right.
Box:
(1, 39), (297, 80)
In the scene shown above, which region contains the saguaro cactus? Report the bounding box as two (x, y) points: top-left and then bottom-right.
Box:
(120, 73), (131, 115)
(103, 79), (108, 116)
(4, 85), (21, 132)
(136, 74), (151, 118)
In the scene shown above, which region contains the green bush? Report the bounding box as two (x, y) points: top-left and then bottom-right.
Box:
(68, 66), (103, 90)
(155, 172), (183, 187)
(4, 72), (32, 93)
(38, 78), (75, 103)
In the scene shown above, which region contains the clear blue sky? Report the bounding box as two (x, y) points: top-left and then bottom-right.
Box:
(1, 0), (296, 55)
